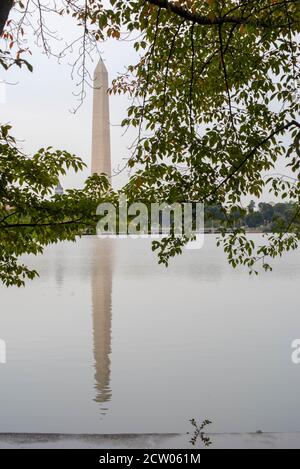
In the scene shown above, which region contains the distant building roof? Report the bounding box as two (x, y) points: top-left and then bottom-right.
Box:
(55, 182), (64, 195)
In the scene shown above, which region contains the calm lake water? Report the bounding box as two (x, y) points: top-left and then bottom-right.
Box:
(0, 235), (300, 435)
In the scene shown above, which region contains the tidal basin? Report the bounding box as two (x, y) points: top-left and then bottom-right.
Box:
(0, 235), (300, 446)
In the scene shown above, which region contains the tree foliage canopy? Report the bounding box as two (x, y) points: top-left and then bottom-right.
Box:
(0, 124), (114, 286)
(1, 0), (300, 284)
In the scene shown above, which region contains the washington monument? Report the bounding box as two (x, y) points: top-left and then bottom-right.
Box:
(91, 58), (112, 177)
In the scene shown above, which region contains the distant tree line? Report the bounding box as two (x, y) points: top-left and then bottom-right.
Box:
(205, 202), (300, 232)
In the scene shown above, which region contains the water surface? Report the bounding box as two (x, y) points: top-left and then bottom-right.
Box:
(0, 235), (300, 434)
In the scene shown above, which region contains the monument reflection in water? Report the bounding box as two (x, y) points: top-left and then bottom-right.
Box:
(91, 238), (113, 415)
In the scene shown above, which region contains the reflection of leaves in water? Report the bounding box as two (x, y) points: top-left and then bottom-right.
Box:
(188, 418), (212, 448)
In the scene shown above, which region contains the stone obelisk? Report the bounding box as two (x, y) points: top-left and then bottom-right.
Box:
(91, 58), (111, 177)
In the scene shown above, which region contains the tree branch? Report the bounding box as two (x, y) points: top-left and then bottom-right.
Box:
(206, 120), (300, 201)
(0, 0), (13, 36)
(218, 23), (236, 134)
(0, 217), (89, 229)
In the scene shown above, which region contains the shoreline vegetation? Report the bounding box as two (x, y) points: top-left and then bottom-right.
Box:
(83, 200), (299, 236)
(205, 201), (299, 234)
